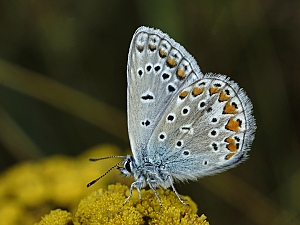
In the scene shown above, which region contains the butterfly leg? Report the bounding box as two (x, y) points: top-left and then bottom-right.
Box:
(147, 178), (162, 207)
(168, 175), (189, 206)
(123, 181), (140, 205)
(137, 187), (142, 202)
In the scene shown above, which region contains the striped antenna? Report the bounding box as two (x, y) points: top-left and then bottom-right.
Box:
(89, 155), (126, 161)
(87, 156), (126, 187)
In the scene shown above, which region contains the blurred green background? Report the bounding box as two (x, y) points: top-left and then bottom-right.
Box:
(0, 0), (299, 224)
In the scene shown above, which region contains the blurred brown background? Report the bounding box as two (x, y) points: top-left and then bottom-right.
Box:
(0, 0), (299, 224)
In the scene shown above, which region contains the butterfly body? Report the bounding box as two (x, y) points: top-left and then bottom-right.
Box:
(88, 26), (256, 206)
(119, 155), (172, 189)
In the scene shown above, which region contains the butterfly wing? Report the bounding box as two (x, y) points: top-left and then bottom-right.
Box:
(127, 26), (203, 163)
(146, 74), (256, 182)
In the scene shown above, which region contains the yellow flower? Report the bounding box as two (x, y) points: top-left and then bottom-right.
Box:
(35, 209), (72, 225)
(0, 144), (123, 225)
(73, 183), (209, 225)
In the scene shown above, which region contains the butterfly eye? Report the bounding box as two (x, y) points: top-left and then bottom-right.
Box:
(124, 160), (132, 173)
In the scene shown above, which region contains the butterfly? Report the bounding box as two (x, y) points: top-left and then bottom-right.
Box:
(88, 26), (256, 207)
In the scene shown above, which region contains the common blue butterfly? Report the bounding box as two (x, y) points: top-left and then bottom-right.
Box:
(88, 26), (256, 206)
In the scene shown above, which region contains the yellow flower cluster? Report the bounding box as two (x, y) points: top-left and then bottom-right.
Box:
(36, 183), (209, 225)
(0, 144), (209, 224)
(0, 144), (122, 225)
(35, 209), (72, 225)
(73, 183), (209, 225)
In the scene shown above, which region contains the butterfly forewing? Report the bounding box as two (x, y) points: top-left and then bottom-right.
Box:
(127, 27), (203, 162)
(146, 73), (256, 181)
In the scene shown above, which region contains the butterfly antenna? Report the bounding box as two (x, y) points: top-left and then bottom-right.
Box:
(87, 157), (125, 187)
(89, 155), (126, 161)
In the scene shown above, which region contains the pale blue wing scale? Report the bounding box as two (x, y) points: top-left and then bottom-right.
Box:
(127, 26), (203, 164)
(146, 73), (256, 182)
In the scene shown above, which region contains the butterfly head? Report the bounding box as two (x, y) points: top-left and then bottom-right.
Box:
(119, 155), (137, 177)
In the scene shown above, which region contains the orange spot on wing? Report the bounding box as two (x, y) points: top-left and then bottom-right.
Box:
(179, 91), (189, 99)
(177, 68), (186, 79)
(225, 136), (238, 152)
(225, 118), (241, 132)
(167, 57), (177, 68)
(159, 49), (167, 58)
(219, 91), (230, 102)
(209, 87), (220, 95)
(149, 44), (156, 51)
(192, 87), (204, 97)
(223, 102), (238, 114)
(225, 153), (235, 160)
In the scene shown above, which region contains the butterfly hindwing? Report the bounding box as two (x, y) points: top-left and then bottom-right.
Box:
(146, 73), (256, 181)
